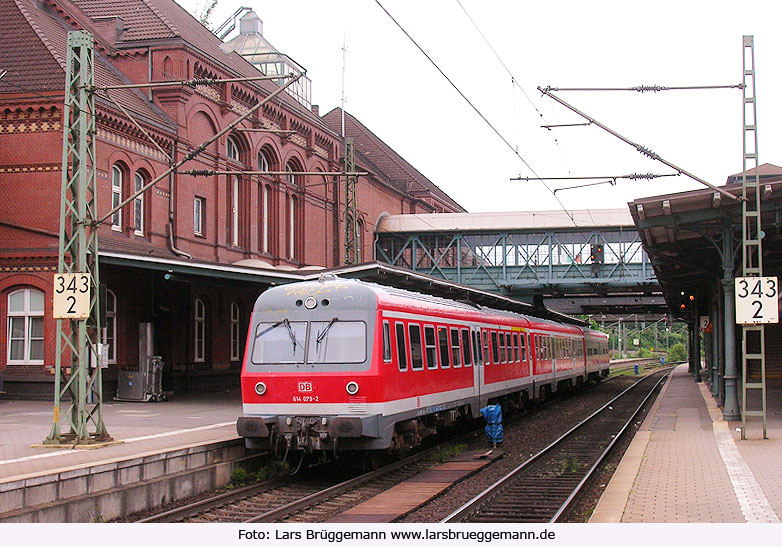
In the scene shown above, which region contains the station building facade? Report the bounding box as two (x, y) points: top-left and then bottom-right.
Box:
(0, 0), (463, 396)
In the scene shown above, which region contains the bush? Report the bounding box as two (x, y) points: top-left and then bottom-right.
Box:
(230, 467), (248, 485)
(255, 461), (290, 481)
(668, 343), (687, 362)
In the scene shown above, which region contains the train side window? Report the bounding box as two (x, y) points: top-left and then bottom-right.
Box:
(498, 331), (506, 363)
(482, 331), (489, 365)
(408, 323), (424, 370)
(382, 321), (392, 362)
(461, 328), (472, 367)
(395, 322), (408, 372)
(438, 326), (451, 368)
(471, 331), (479, 365)
(450, 327), (461, 368)
(513, 333), (519, 362)
(491, 331), (499, 364)
(520, 333), (527, 361)
(506, 333), (513, 362)
(424, 325), (438, 369)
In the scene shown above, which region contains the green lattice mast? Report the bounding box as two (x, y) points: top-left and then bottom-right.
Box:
(44, 31), (111, 445)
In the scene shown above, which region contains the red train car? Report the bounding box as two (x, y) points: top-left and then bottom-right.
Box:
(237, 276), (609, 455)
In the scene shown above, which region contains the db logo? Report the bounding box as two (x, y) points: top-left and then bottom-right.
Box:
(298, 381), (313, 392)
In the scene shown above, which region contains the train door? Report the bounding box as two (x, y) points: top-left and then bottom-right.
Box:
(471, 326), (485, 411)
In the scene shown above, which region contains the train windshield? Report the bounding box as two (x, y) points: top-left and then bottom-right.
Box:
(250, 319), (366, 365)
(252, 320), (307, 364)
(309, 320), (366, 364)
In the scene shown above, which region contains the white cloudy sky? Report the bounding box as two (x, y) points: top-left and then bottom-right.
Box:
(175, 0), (782, 214)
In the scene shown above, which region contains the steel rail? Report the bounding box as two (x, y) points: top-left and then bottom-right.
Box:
(442, 368), (672, 523)
(136, 472), (288, 523)
(550, 369), (669, 521)
(137, 434), (472, 523)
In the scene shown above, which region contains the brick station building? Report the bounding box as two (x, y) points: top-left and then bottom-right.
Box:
(0, 0), (463, 396)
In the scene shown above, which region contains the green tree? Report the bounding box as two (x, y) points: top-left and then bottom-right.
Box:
(668, 342), (688, 362)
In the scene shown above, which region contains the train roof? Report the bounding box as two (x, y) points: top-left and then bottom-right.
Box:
(255, 276), (595, 335)
(313, 262), (588, 327)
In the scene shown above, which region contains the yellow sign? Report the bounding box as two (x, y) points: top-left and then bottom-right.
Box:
(53, 273), (91, 319)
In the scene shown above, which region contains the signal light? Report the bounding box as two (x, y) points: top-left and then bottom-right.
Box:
(590, 243), (604, 264)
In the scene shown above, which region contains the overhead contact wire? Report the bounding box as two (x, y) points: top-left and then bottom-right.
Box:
(454, 0), (572, 175)
(374, 0), (575, 224)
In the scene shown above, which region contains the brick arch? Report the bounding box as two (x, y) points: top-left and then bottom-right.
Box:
(184, 107), (220, 156)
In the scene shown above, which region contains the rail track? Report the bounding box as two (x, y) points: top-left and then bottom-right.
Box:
(136, 366), (666, 523)
(137, 440), (460, 523)
(442, 368), (671, 523)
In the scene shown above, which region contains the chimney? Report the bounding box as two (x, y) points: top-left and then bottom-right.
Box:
(92, 16), (125, 45)
(311, 105), (320, 117)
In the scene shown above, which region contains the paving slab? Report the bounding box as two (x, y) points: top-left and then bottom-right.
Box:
(591, 365), (782, 523)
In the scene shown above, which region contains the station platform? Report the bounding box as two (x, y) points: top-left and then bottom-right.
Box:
(0, 391), (242, 483)
(4, 366), (782, 524)
(591, 364), (782, 523)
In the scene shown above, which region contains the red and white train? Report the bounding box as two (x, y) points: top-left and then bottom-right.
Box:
(237, 276), (609, 456)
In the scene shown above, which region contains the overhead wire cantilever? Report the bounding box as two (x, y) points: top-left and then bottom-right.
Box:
(538, 86), (740, 203)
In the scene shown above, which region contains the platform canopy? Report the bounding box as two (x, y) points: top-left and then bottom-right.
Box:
(629, 164), (782, 319)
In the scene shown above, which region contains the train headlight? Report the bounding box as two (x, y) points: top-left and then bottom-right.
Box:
(304, 296), (317, 309)
(346, 381), (359, 395)
(254, 382), (267, 396)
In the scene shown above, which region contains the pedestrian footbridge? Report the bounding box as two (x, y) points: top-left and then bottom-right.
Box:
(374, 209), (664, 319)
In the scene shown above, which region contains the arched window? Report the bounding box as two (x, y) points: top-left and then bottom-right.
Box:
(262, 184), (271, 254)
(285, 159), (303, 188)
(102, 289), (117, 364)
(227, 136), (241, 247)
(258, 149), (270, 172)
(194, 298), (206, 362)
(357, 219), (364, 262)
(230, 302), (241, 361)
(226, 136), (240, 162)
(231, 176), (239, 246)
(133, 171), (146, 235)
(285, 162), (296, 186)
(7, 288), (44, 363)
(111, 164), (123, 229)
(289, 194), (297, 260)
(285, 159), (303, 261)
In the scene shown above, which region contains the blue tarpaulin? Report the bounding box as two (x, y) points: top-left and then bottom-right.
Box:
(480, 404), (503, 444)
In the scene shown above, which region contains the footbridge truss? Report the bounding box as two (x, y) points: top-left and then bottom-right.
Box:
(374, 209), (664, 319)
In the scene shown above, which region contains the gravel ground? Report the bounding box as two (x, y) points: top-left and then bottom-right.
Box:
(115, 373), (651, 523)
(400, 374), (646, 523)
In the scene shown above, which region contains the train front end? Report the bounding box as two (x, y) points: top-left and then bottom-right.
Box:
(237, 277), (386, 456)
